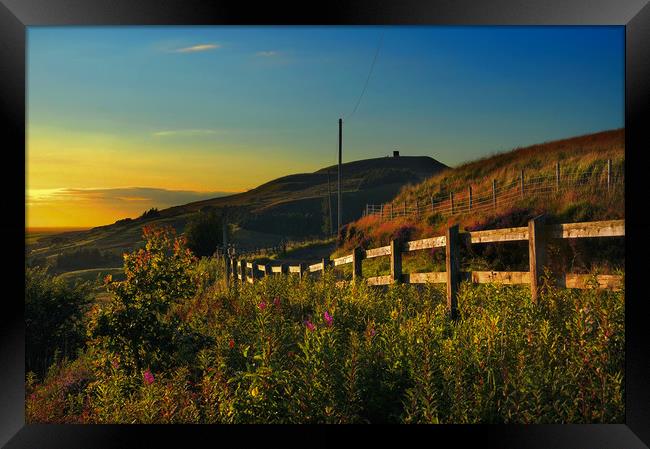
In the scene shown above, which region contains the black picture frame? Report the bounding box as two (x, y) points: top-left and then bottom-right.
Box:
(2, 0), (649, 447)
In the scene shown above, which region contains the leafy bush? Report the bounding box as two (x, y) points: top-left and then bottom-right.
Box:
(87, 225), (206, 375)
(25, 267), (92, 377)
(185, 209), (224, 257)
(139, 208), (160, 220)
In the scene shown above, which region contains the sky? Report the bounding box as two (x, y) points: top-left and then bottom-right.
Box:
(26, 26), (624, 228)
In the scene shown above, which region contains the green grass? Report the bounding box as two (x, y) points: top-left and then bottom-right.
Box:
(58, 267), (125, 285)
(26, 268), (624, 424)
(338, 129), (624, 255)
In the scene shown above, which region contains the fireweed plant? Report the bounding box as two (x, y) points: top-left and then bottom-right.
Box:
(26, 225), (624, 424)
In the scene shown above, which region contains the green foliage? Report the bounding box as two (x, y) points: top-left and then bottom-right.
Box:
(185, 209), (224, 257)
(55, 247), (123, 272)
(25, 267), (92, 377)
(27, 262), (624, 424)
(87, 225), (205, 375)
(140, 208), (160, 220)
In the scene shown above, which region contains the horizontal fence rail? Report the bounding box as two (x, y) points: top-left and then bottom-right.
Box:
(224, 218), (624, 317)
(364, 159), (623, 222)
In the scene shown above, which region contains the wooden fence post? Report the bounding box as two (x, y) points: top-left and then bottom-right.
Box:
(450, 192), (454, 215)
(223, 253), (230, 288)
(250, 262), (257, 284)
(468, 186), (473, 211)
(299, 262), (307, 281)
(607, 159), (612, 192)
(492, 179), (497, 210)
(240, 259), (247, 284)
(403, 201), (407, 217)
(264, 263), (272, 277)
(445, 224), (460, 320)
(528, 215), (548, 304)
(520, 170), (525, 199)
(352, 247), (363, 281)
(556, 162), (560, 193)
(390, 238), (402, 284)
(280, 263), (288, 276)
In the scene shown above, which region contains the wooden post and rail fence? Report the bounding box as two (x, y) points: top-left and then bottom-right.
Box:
(365, 158), (623, 221)
(223, 218), (624, 318)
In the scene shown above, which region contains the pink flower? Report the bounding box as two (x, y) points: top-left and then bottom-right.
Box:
(111, 359), (119, 369)
(324, 311), (333, 327)
(369, 327), (376, 337)
(273, 297), (281, 308)
(258, 301), (267, 311)
(143, 369), (155, 385)
(304, 320), (315, 331)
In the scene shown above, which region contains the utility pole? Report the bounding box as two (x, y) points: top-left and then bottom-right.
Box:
(327, 168), (333, 237)
(338, 118), (343, 233)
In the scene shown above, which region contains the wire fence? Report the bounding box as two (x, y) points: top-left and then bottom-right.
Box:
(364, 160), (624, 222)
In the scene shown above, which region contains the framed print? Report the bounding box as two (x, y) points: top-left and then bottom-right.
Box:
(2, 0), (649, 447)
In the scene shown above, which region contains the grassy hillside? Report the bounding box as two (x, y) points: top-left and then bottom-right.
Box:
(27, 156), (447, 271)
(336, 129), (624, 256)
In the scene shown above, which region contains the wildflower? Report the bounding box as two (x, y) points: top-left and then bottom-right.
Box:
(324, 311), (333, 327)
(304, 320), (316, 331)
(273, 297), (281, 308)
(287, 351), (295, 358)
(368, 327), (376, 337)
(143, 369), (155, 385)
(390, 309), (398, 320)
(229, 339), (235, 349)
(250, 386), (259, 397)
(258, 301), (267, 311)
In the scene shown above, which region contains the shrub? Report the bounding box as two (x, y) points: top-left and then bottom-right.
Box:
(87, 225), (202, 375)
(25, 267), (92, 377)
(139, 208), (160, 220)
(185, 209), (224, 257)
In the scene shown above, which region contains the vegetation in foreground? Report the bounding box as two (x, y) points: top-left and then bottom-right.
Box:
(26, 226), (624, 424)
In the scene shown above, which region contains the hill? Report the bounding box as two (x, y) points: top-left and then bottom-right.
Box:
(26, 155), (448, 272)
(335, 128), (624, 268)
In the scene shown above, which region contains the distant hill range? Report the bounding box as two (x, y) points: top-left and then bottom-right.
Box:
(27, 154), (449, 267)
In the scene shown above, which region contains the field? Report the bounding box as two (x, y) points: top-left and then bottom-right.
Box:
(24, 129), (625, 424)
(25, 227), (624, 424)
(25, 227), (91, 246)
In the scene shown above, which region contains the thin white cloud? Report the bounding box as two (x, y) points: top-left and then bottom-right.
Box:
(152, 129), (219, 137)
(27, 187), (234, 207)
(173, 43), (221, 53)
(256, 51), (278, 57)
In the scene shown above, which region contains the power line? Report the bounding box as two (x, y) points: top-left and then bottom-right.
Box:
(346, 32), (384, 120)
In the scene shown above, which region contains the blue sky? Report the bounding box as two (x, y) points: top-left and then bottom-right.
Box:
(26, 26), (624, 226)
